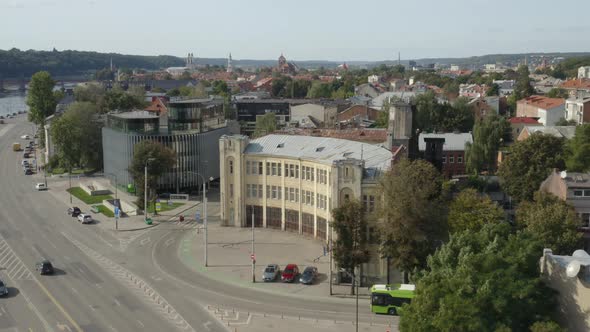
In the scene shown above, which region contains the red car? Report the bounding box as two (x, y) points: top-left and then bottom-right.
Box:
(281, 264), (299, 283)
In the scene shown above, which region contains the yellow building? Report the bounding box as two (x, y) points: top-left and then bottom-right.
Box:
(219, 134), (398, 284)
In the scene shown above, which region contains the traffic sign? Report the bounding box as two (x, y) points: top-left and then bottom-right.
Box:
(114, 207), (120, 218)
(250, 254), (255, 260)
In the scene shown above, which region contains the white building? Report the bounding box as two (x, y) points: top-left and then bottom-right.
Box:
(578, 66), (590, 79)
(368, 75), (380, 84)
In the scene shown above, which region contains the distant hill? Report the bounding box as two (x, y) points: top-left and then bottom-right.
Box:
(2, 48), (590, 78)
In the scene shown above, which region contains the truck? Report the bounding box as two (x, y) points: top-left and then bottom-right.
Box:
(12, 142), (21, 151)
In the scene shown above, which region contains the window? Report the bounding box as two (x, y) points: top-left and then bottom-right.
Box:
(581, 213), (590, 227)
(585, 190), (590, 197)
(449, 156), (454, 163)
(278, 187), (282, 200)
(229, 160), (234, 174)
(295, 189), (299, 202)
(229, 184), (233, 198)
(574, 190), (583, 197)
(442, 156), (446, 164)
(258, 185), (263, 198)
(295, 165), (299, 178)
(278, 163), (282, 177)
(266, 185), (270, 198)
(246, 161), (251, 175)
(266, 162), (270, 176)
(457, 156), (463, 163)
(258, 162), (263, 175)
(345, 167), (349, 177)
(252, 184), (257, 198)
(344, 194), (350, 202)
(289, 164), (295, 177)
(271, 163), (277, 176)
(369, 195), (375, 212)
(363, 195), (368, 210)
(271, 186), (277, 199)
(246, 184), (251, 198)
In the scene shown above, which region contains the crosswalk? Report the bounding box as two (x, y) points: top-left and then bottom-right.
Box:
(0, 238), (33, 280)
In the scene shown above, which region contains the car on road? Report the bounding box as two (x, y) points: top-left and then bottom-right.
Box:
(299, 266), (318, 285)
(21, 160), (29, 166)
(24, 168), (33, 175)
(35, 260), (54, 275)
(35, 183), (47, 191)
(68, 207), (81, 217)
(20, 134), (30, 139)
(281, 264), (299, 283)
(0, 279), (8, 296)
(77, 214), (93, 224)
(262, 264), (280, 282)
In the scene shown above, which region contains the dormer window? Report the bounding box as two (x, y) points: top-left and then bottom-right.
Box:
(316, 147), (325, 152)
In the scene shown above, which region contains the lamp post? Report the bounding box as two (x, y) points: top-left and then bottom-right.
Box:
(251, 207), (255, 283)
(105, 172), (118, 230)
(340, 268), (359, 332)
(144, 158), (156, 222)
(187, 171), (213, 267)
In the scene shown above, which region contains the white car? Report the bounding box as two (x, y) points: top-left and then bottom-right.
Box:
(77, 214), (93, 224)
(35, 183), (47, 191)
(20, 135), (30, 139)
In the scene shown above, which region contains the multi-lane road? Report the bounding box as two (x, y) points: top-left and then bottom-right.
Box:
(0, 117), (395, 332)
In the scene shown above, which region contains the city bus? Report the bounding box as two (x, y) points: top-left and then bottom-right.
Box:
(370, 284), (415, 315)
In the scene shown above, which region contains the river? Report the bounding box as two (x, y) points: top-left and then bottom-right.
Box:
(0, 92), (28, 117)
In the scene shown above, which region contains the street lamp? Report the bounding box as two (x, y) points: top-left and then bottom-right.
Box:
(340, 268), (360, 332)
(186, 171), (213, 267)
(144, 158), (156, 222)
(105, 172), (119, 230)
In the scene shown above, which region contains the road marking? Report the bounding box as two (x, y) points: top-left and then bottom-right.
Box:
(34, 276), (83, 332)
(164, 238), (175, 247)
(56, 323), (72, 332)
(70, 287), (79, 295)
(139, 237), (151, 246)
(203, 321), (212, 331)
(88, 304), (96, 312)
(113, 299), (121, 306)
(151, 275), (162, 281)
(137, 320), (144, 328)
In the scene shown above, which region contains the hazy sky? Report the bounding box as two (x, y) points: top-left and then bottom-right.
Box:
(2, 0), (589, 61)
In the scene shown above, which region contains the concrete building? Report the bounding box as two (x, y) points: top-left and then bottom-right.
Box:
(233, 99), (310, 136)
(337, 104), (381, 127)
(508, 117), (542, 141)
(578, 66), (590, 79)
(540, 170), (590, 249)
(492, 80), (515, 96)
(418, 133), (473, 178)
(517, 126), (576, 141)
(516, 96), (565, 126)
(289, 101), (350, 129)
(102, 98), (232, 193)
(565, 97), (590, 125)
(219, 134), (396, 284)
(540, 249), (590, 332)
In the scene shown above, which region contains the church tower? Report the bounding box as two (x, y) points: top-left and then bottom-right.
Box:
(227, 53), (233, 73)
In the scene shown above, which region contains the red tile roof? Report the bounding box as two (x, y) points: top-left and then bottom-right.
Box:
(517, 95), (565, 110)
(509, 117), (540, 124)
(561, 78), (590, 90)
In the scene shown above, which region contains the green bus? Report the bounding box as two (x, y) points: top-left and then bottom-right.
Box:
(370, 284), (415, 315)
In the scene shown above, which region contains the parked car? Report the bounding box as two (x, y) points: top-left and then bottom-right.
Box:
(21, 160), (29, 166)
(299, 266), (318, 285)
(35, 183), (47, 191)
(22, 152), (29, 158)
(20, 134), (30, 139)
(77, 214), (93, 224)
(281, 264), (299, 283)
(35, 260), (54, 275)
(24, 169), (33, 175)
(262, 264), (280, 282)
(0, 279), (8, 296)
(67, 207), (81, 217)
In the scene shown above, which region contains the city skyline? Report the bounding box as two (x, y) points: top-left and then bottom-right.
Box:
(2, 0), (590, 61)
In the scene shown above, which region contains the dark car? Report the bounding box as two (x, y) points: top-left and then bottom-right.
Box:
(67, 207), (81, 217)
(281, 264), (299, 283)
(0, 279), (8, 296)
(24, 168), (33, 175)
(35, 260), (54, 275)
(299, 266), (318, 285)
(23, 152), (30, 158)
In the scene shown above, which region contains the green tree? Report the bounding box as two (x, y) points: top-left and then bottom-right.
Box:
(399, 223), (559, 332)
(517, 192), (582, 255)
(529, 321), (566, 332)
(448, 97), (475, 132)
(486, 83), (500, 96)
(374, 99), (390, 128)
(465, 114), (509, 173)
(129, 141), (176, 208)
(211, 80), (229, 96)
(27, 71), (58, 124)
(514, 65), (535, 100)
(448, 188), (505, 234)
(254, 112), (277, 137)
(498, 133), (566, 202)
(332, 199), (370, 295)
(378, 159), (447, 280)
(566, 124), (590, 172)
(306, 81), (333, 98)
(546, 88), (569, 99)
(554, 118), (577, 126)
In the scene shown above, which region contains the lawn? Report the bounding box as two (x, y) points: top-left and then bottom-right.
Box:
(96, 205), (115, 217)
(147, 201), (184, 213)
(67, 187), (113, 205)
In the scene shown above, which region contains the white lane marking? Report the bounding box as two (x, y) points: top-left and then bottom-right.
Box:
(136, 320), (144, 328)
(203, 321), (212, 331)
(88, 304), (96, 312)
(0, 124), (16, 137)
(70, 287), (79, 295)
(97, 235), (115, 249)
(139, 237), (151, 246)
(164, 238), (175, 247)
(113, 299), (121, 306)
(56, 323), (72, 331)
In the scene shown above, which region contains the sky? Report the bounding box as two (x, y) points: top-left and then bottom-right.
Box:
(1, 0), (590, 61)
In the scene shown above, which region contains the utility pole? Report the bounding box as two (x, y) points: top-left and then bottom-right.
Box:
(251, 208), (255, 283)
(203, 179), (208, 267)
(69, 165), (72, 204)
(356, 270), (359, 332)
(144, 163), (148, 221)
(329, 225), (333, 296)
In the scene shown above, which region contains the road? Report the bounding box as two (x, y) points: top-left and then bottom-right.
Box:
(0, 118), (225, 332)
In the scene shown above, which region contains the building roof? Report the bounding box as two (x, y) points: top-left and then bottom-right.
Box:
(561, 78), (590, 90)
(110, 110), (159, 119)
(509, 117), (540, 124)
(244, 134), (393, 171)
(418, 133), (473, 151)
(517, 95), (565, 110)
(277, 128), (387, 143)
(371, 91), (422, 108)
(523, 126), (576, 139)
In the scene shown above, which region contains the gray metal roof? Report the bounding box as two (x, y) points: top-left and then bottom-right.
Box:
(110, 111), (159, 119)
(524, 126), (576, 139)
(418, 133), (473, 151)
(244, 134), (393, 171)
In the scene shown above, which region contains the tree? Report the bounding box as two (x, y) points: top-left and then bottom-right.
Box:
(254, 112), (277, 137)
(465, 114), (509, 173)
(517, 192), (582, 255)
(306, 81), (332, 98)
(129, 141), (176, 208)
(448, 97), (475, 132)
(378, 159), (447, 280)
(211, 80), (229, 96)
(546, 88), (569, 99)
(513, 65), (535, 102)
(486, 83), (500, 96)
(50, 102), (103, 170)
(399, 223), (560, 332)
(447, 188), (505, 234)
(332, 199), (370, 295)
(529, 321), (566, 332)
(27, 71), (58, 124)
(498, 133), (566, 202)
(566, 124), (590, 172)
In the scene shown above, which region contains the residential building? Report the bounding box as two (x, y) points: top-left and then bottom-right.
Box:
(337, 104), (381, 127)
(516, 96), (565, 126)
(290, 101), (351, 129)
(354, 83), (382, 99)
(418, 133), (473, 178)
(144, 97), (169, 116)
(540, 249), (590, 332)
(492, 80), (515, 96)
(561, 79), (590, 99)
(565, 97), (590, 124)
(233, 99), (310, 136)
(368, 75), (380, 84)
(578, 66), (590, 79)
(540, 170), (590, 249)
(219, 134), (397, 285)
(508, 117), (542, 141)
(389, 79), (406, 91)
(371, 91), (422, 109)
(469, 96), (499, 120)
(484, 64), (507, 73)
(459, 84), (488, 98)
(517, 125), (576, 141)
(102, 98), (232, 193)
